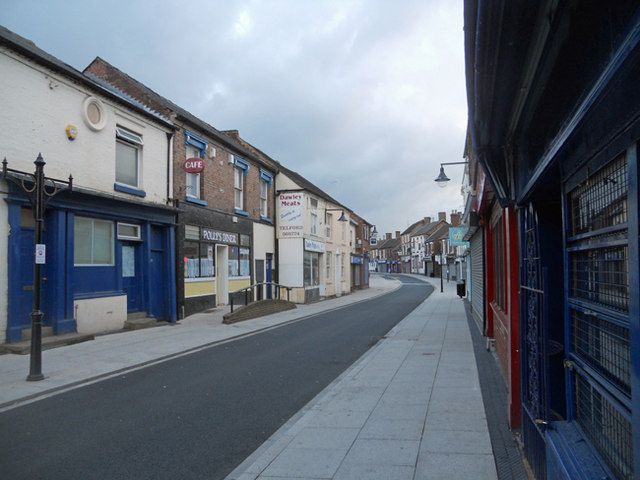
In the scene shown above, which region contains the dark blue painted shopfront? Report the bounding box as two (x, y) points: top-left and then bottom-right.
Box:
(5, 188), (177, 343)
(465, 2), (640, 479)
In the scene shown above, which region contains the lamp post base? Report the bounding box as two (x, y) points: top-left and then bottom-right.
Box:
(27, 373), (44, 381)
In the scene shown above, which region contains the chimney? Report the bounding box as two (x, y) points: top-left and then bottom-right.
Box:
(385, 232), (392, 240)
(223, 129), (240, 140)
(450, 212), (461, 226)
(395, 230), (400, 239)
(438, 211), (446, 222)
(423, 216), (432, 224)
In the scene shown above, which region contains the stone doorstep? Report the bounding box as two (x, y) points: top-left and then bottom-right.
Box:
(0, 332), (95, 355)
(123, 317), (170, 331)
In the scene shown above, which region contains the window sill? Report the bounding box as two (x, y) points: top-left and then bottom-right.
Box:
(260, 215), (273, 224)
(114, 183), (146, 197)
(185, 277), (216, 283)
(185, 197), (208, 206)
(234, 208), (249, 217)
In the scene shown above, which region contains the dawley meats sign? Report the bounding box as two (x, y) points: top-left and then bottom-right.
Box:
(278, 193), (304, 238)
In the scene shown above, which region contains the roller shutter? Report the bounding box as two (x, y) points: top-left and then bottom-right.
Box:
(470, 228), (484, 328)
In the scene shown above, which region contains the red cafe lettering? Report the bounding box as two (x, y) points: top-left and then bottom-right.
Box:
(184, 157), (205, 173)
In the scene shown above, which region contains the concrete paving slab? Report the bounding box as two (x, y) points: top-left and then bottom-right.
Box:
(226, 276), (498, 480)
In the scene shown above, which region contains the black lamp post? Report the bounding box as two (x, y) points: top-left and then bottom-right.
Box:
(3, 154), (73, 381)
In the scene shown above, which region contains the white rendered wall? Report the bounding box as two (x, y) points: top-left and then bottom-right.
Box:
(278, 238), (303, 288)
(0, 48), (171, 205)
(74, 295), (127, 334)
(253, 222), (275, 279)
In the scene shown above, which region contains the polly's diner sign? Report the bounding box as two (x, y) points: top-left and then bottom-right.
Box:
(184, 157), (204, 173)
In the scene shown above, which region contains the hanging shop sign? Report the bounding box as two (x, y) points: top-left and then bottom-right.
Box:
(304, 238), (326, 253)
(278, 193), (304, 238)
(201, 228), (238, 244)
(184, 157), (205, 173)
(351, 255), (363, 265)
(449, 227), (470, 247)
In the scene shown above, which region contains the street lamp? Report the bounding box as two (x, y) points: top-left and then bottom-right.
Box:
(434, 161), (468, 187)
(325, 208), (348, 222)
(2, 154), (73, 381)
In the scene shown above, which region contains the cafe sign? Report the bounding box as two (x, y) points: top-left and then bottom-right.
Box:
(201, 228), (238, 244)
(184, 157), (205, 173)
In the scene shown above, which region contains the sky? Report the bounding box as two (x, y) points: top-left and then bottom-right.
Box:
(1, 0), (468, 234)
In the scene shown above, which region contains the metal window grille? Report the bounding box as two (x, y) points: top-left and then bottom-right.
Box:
(567, 152), (633, 480)
(575, 373), (632, 480)
(572, 309), (630, 393)
(570, 154), (628, 236)
(570, 245), (629, 311)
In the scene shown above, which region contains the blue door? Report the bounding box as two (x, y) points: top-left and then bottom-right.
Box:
(266, 253), (273, 299)
(121, 243), (140, 312)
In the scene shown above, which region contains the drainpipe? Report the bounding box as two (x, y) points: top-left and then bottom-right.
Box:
(273, 175), (279, 285)
(166, 131), (174, 202)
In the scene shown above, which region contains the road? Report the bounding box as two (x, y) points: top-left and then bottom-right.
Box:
(0, 275), (432, 480)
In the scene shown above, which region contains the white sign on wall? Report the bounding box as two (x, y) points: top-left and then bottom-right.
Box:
(278, 193), (304, 238)
(304, 238), (326, 253)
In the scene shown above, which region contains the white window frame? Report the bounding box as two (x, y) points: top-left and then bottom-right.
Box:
(115, 127), (143, 188)
(117, 222), (141, 241)
(234, 167), (244, 210)
(74, 217), (115, 267)
(310, 198), (318, 236)
(185, 145), (202, 199)
(260, 179), (269, 217)
(326, 213), (332, 238)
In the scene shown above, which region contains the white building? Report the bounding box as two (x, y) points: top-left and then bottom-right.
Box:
(276, 166), (351, 303)
(0, 26), (177, 342)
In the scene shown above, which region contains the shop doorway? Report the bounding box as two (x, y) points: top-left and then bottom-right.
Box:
(335, 253), (342, 297)
(216, 245), (228, 306)
(121, 242), (141, 312)
(266, 253), (273, 299)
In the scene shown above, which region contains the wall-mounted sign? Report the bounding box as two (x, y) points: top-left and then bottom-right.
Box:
(35, 244), (46, 264)
(202, 228), (238, 244)
(278, 193), (304, 238)
(449, 227), (470, 247)
(184, 157), (205, 173)
(304, 238), (325, 253)
(370, 236), (377, 246)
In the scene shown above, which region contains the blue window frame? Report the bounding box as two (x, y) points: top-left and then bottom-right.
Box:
(562, 146), (638, 480)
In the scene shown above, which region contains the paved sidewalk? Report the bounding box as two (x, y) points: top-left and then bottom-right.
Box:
(0, 275), (400, 409)
(227, 275), (497, 480)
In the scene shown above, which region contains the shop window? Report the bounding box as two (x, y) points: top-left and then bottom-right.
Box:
(184, 241), (214, 278)
(304, 251), (320, 287)
(186, 145), (201, 199)
(566, 152), (632, 480)
(326, 252), (332, 278)
(228, 246), (251, 277)
(115, 127), (142, 187)
(492, 215), (506, 310)
(74, 217), (114, 266)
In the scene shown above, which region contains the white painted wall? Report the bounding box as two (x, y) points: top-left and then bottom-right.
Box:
(74, 295), (127, 334)
(0, 48), (171, 205)
(253, 222), (274, 281)
(0, 187), (8, 339)
(278, 238), (303, 288)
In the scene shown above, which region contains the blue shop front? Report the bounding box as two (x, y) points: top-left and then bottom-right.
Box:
(465, 2), (640, 479)
(5, 186), (177, 342)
